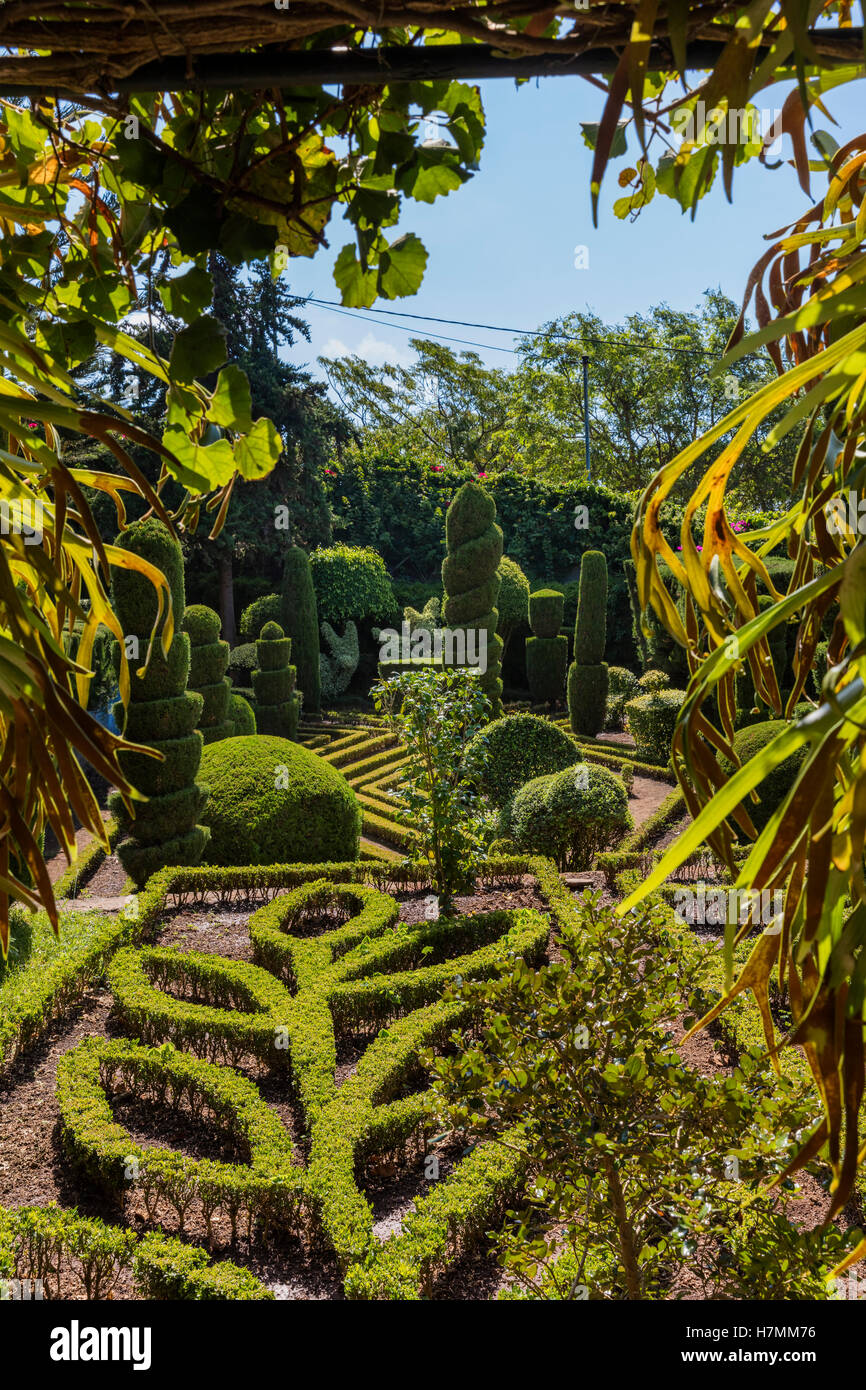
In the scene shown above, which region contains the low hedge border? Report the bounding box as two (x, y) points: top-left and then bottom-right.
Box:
(245, 875), (551, 1285)
(108, 947), (295, 1065)
(56, 1037), (306, 1242)
(621, 785), (686, 851)
(13, 854), (574, 1301)
(0, 1204), (272, 1300)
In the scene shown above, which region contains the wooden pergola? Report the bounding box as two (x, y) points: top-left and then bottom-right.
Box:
(0, 2), (861, 95)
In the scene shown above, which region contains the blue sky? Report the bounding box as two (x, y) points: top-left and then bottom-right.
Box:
(283, 73), (865, 379)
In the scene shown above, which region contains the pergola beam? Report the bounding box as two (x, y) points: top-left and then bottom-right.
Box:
(0, 31), (863, 98)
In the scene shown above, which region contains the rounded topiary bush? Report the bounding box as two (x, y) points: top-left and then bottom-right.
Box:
(637, 669), (670, 692)
(496, 556), (530, 646)
(199, 735), (361, 866)
(625, 689), (686, 765)
(721, 719), (807, 832)
(465, 712), (579, 807)
(239, 593), (282, 641)
(606, 666), (640, 730)
(309, 544), (397, 628)
(507, 763), (632, 869)
(529, 589), (564, 640)
(182, 604), (221, 645)
(228, 692), (257, 737)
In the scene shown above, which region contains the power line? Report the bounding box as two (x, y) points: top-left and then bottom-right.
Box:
(304, 295), (725, 360)
(308, 299), (520, 355)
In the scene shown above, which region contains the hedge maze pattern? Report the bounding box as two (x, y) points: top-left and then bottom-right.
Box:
(50, 861), (555, 1299)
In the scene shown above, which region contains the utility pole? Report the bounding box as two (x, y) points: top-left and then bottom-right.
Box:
(582, 353), (591, 482)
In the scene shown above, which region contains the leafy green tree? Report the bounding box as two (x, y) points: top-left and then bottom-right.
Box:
(431, 894), (852, 1300)
(372, 668), (490, 911)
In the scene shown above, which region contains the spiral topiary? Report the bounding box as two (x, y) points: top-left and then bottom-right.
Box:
(199, 735), (361, 865)
(182, 604), (233, 745)
(253, 620), (300, 739)
(441, 479), (503, 717)
(526, 589), (568, 706)
(109, 518), (209, 886)
(281, 547), (320, 714)
(567, 550), (609, 736)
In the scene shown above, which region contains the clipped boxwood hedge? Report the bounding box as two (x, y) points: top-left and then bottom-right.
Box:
(465, 712), (579, 807)
(625, 689), (686, 765)
(199, 734), (361, 866)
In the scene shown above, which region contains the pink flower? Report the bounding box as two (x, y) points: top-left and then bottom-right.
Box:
(477, 470), (487, 478)
(431, 464), (444, 473)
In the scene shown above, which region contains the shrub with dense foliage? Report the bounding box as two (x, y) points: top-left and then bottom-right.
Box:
(309, 544), (398, 628)
(281, 547), (321, 714)
(253, 621), (300, 739)
(625, 689), (686, 766)
(109, 519), (209, 886)
(496, 555), (530, 648)
(320, 620), (360, 702)
(568, 551), (609, 737)
(199, 735), (360, 866)
(430, 895), (851, 1300)
(442, 480), (503, 718)
(506, 763), (632, 869)
(183, 604), (233, 745)
(526, 589), (568, 706)
(720, 720), (809, 834)
(239, 593), (282, 641)
(464, 713), (579, 808)
(606, 666), (641, 731)
(228, 692), (257, 737)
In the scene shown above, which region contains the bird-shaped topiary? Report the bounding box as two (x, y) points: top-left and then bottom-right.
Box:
(253, 620), (300, 739)
(320, 620), (359, 703)
(109, 517), (209, 886)
(182, 604), (233, 745)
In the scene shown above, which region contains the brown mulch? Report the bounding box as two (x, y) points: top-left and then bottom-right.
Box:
(78, 852), (129, 899)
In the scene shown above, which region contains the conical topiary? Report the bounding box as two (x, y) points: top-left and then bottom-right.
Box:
(253, 620), (300, 739)
(109, 518), (209, 886)
(281, 546), (320, 714)
(526, 589), (568, 707)
(441, 480), (503, 716)
(182, 603), (233, 744)
(567, 550), (609, 736)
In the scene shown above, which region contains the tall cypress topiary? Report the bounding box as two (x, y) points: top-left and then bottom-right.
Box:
(253, 620), (300, 739)
(441, 480), (503, 716)
(526, 589), (568, 707)
(182, 604), (233, 744)
(109, 518), (209, 886)
(567, 550), (609, 736)
(281, 546), (320, 714)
